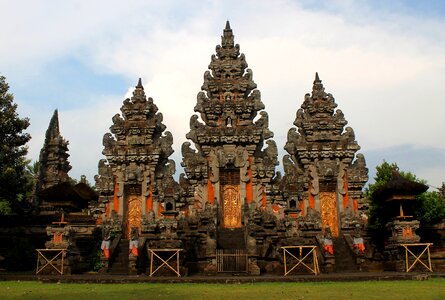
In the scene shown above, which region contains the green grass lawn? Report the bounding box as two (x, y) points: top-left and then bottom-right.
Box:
(1, 279), (444, 300)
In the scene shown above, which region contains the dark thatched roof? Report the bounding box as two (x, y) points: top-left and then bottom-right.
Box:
(372, 172), (428, 201)
(39, 182), (98, 210)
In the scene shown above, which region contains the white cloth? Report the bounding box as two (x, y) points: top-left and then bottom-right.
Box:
(353, 237), (364, 245)
(129, 240), (139, 249)
(101, 240), (110, 250)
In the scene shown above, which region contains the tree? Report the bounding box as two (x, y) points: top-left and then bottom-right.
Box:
(366, 161), (445, 233)
(0, 75), (31, 214)
(23, 160), (40, 205)
(417, 191), (445, 224)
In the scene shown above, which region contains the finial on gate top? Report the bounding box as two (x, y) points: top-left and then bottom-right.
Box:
(225, 20), (231, 30)
(48, 109), (60, 137)
(136, 78), (144, 89)
(221, 20), (234, 48)
(314, 72), (321, 83)
(52, 108), (59, 123)
(312, 72), (324, 94)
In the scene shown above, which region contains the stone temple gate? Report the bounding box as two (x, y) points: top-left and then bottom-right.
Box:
(34, 22), (376, 275)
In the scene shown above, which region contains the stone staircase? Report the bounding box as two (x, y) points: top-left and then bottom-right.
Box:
(108, 239), (129, 274)
(333, 234), (358, 272)
(217, 228), (246, 250)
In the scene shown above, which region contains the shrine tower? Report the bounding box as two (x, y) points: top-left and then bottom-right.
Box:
(180, 21), (279, 233)
(283, 73), (368, 237)
(35, 109), (72, 213)
(36, 109), (71, 192)
(96, 79), (177, 238)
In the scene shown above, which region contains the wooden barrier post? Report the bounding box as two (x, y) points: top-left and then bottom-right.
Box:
(400, 243), (433, 272)
(281, 245), (320, 276)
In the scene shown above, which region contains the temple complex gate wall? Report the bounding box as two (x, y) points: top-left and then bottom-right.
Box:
(22, 22), (441, 276)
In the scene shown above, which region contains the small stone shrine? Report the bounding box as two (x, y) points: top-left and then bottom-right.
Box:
(34, 110), (97, 274)
(372, 171), (428, 271)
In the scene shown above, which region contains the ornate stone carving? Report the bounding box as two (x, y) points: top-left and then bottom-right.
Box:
(320, 192), (339, 237)
(283, 73), (368, 229)
(181, 22), (278, 210)
(177, 22), (283, 274)
(22, 22), (381, 276)
(222, 185), (241, 228)
(36, 110), (72, 203)
(387, 219), (421, 245)
(94, 78), (177, 237)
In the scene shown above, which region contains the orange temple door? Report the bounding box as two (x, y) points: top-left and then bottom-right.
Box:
(220, 170), (241, 228)
(320, 191), (340, 237)
(124, 186), (142, 238)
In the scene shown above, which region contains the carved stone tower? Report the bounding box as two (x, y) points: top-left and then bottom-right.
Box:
(35, 109), (72, 202)
(96, 79), (177, 238)
(181, 21), (278, 232)
(283, 73), (368, 237)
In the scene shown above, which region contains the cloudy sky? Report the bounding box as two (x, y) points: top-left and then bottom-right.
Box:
(1, 0), (444, 190)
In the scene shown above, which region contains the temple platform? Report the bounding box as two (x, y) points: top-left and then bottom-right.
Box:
(1, 272), (444, 284)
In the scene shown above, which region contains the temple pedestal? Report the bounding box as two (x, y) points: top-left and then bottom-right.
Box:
(386, 219), (421, 245)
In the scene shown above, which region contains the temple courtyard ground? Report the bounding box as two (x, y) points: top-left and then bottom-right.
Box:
(0, 273), (444, 300)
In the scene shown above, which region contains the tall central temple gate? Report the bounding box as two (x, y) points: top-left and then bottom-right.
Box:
(91, 22), (369, 275)
(181, 22), (277, 226)
(179, 22), (280, 272)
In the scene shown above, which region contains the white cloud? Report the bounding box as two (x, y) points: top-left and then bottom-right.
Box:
(58, 97), (123, 181)
(2, 0), (444, 187)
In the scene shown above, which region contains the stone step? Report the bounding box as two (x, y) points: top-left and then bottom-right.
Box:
(333, 235), (358, 272)
(108, 239), (130, 275)
(217, 228), (246, 249)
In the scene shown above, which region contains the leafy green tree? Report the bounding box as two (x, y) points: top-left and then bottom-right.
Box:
(23, 160), (40, 205)
(366, 161), (400, 233)
(417, 191), (445, 224)
(0, 75), (31, 214)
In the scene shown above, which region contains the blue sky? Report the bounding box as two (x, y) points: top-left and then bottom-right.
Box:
(1, 0), (444, 190)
